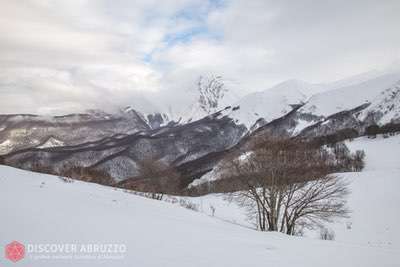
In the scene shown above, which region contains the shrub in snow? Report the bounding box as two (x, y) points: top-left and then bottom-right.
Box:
(320, 227), (335, 241)
(58, 176), (74, 183)
(210, 205), (216, 216)
(179, 199), (199, 212)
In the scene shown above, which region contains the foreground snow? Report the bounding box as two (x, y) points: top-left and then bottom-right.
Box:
(1, 165), (399, 266)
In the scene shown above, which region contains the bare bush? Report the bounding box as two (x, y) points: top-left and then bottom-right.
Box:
(179, 199), (199, 211)
(320, 227), (335, 240)
(210, 205), (216, 216)
(58, 176), (74, 183)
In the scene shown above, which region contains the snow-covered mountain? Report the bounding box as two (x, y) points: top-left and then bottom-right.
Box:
(149, 79), (321, 130)
(2, 112), (246, 185)
(298, 71), (400, 119)
(148, 69), (400, 132)
(1, 68), (400, 189)
(251, 70), (400, 138)
(228, 80), (309, 129)
(359, 80), (400, 125)
(231, 69), (400, 131)
(154, 75), (240, 125)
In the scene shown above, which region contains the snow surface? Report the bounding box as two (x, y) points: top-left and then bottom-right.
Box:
(1, 159), (399, 266)
(229, 80), (308, 128)
(316, 135), (400, 247)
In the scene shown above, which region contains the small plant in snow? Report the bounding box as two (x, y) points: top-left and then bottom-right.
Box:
(59, 176), (74, 183)
(210, 205), (216, 217)
(320, 227), (335, 240)
(179, 199), (199, 212)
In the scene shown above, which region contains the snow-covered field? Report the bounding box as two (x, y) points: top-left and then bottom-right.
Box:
(182, 134), (400, 247)
(0, 134), (399, 266)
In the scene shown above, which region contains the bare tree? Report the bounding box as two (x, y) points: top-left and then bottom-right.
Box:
(222, 137), (349, 234)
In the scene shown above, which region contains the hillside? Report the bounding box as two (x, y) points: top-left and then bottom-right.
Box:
(298, 72), (400, 119)
(228, 79), (308, 129)
(2, 113), (245, 186)
(0, 110), (150, 155)
(1, 164), (399, 266)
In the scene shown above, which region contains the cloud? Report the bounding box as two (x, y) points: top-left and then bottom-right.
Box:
(0, 0), (399, 114)
(154, 0), (400, 94)
(0, 0), (200, 114)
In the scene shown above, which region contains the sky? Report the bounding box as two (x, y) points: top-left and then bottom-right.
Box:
(0, 0), (399, 115)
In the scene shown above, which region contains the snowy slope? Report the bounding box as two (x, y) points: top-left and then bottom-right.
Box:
(226, 71), (400, 129)
(1, 165), (399, 266)
(228, 80), (308, 128)
(325, 69), (384, 91)
(317, 135), (400, 246)
(299, 72), (400, 118)
(183, 134), (400, 249)
(345, 134), (400, 171)
(359, 81), (400, 124)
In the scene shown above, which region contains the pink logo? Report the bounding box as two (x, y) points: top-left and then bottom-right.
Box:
(5, 241), (25, 262)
